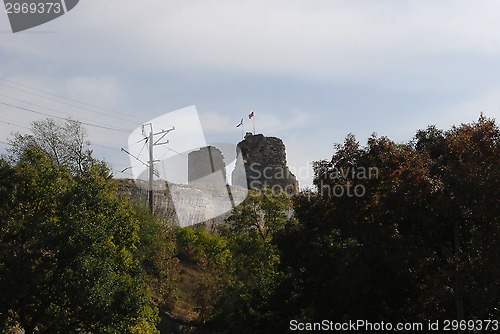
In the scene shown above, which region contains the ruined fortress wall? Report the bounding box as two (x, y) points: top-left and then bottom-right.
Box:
(114, 179), (234, 230)
(114, 134), (298, 227)
(232, 133), (298, 194)
(188, 146), (226, 184)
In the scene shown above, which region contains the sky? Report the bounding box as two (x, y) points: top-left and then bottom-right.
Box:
(1, 0), (499, 188)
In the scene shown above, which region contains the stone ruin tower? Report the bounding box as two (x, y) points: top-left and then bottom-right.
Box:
(232, 132), (298, 194)
(188, 146), (226, 184)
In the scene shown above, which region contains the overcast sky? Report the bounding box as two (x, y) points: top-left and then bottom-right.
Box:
(1, 0), (499, 188)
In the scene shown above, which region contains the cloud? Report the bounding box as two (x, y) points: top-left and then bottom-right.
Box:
(4, 0), (500, 80)
(2, 0), (500, 189)
(123, 0), (500, 75)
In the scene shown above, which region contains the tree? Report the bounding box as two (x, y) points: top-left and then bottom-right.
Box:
(274, 115), (499, 325)
(277, 134), (432, 323)
(9, 118), (96, 176)
(416, 115), (500, 319)
(175, 226), (229, 321)
(215, 188), (296, 333)
(0, 148), (159, 333)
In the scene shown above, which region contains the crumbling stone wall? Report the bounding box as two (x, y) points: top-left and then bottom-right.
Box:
(188, 146), (226, 184)
(114, 134), (298, 227)
(232, 132), (298, 194)
(114, 179), (231, 230)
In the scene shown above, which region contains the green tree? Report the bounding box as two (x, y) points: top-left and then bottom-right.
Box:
(216, 188), (296, 333)
(0, 148), (158, 333)
(9, 118), (96, 176)
(416, 115), (500, 319)
(132, 200), (179, 312)
(175, 226), (229, 321)
(278, 134), (432, 323)
(274, 115), (499, 326)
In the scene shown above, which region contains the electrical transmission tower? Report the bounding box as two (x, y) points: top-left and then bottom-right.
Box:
(142, 123), (175, 212)
(122, 123), (175, 213)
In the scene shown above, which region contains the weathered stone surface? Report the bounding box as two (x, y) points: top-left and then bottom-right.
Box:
(188, 146), (226, 184)
(115, 133), (298, 227)
(232, 132), (298, 194)
(115, 179), (246, 229)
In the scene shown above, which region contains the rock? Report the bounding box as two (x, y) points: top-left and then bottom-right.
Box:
(188, 146), (226, 184)
(115, 133), (298, 227)
(232, 132), (298, 194)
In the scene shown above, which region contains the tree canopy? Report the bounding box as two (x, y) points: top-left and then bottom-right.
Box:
(8, 118), (96, 176)
(274, 115), (499, 325)
(0, 147), (159, 333)
(1, 115), (498, 333)
(0, 120), (160, 333)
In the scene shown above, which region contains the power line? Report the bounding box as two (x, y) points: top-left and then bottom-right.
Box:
(0, 82), (140, 125)
(0, 78), (143, 124)
(137, 139), (148, 157)
(0, 119), (31, 130)
(173, 128), (209, 149)
(0, 79), (213, 152)
(0, 100), (132, 134)
(157, 147), (189, 161)
(0, 94), (132, 131)
(0, 79), (220, 171)
(106, 162), (132, 168)
(0, 78), (218, 146)
(91, 143), (123, 152)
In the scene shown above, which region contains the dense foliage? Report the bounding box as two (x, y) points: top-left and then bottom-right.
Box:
(1, 116), (497, 333)
(0, 119), (160, 333)
(272, 115), (499, 330)
(0, 148), (159, 333)
(208, 115), (499, 332)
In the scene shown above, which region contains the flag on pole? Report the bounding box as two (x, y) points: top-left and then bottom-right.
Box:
(248, 111), (255, 119)
(236, 118), (243, 127)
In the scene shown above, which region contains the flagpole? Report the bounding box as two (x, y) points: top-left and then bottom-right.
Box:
(236, 118), (244, 140)
(249, 110), (255, 135)
(241, 118), (244, 139)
